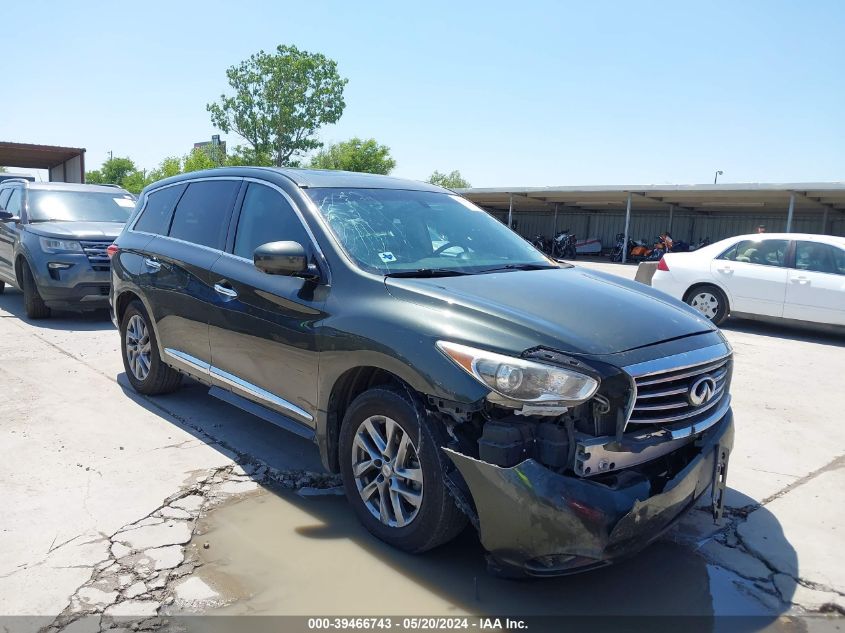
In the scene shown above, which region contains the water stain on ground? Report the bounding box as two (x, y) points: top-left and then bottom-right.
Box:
(180, 485), (791, 627)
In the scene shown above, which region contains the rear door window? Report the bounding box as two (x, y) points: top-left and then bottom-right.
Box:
(721, 239), (788, 267)
(232, 183), (311, 260)
(794, 241), (841, 275)
(168, 180), (241, 249)
(134, 184), (186, 235)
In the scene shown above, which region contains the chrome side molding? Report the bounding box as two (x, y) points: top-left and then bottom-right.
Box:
(163, 348), (313, 422)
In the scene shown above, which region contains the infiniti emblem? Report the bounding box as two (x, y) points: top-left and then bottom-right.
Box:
(688, 376), (717, 407)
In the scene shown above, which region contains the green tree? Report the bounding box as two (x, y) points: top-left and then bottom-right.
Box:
(86, 157), (137, 185)
(428, 170), (471, 189)
(183, 148), (221, 173)
(147, 156), (183, 183)
(309, 137), (395, 174)
(207, 44), (348, 167)
(120, 170), (150, 195)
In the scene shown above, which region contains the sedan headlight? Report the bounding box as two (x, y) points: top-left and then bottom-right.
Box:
(39, 237), (83, 254)
(437, 341), (599, 404)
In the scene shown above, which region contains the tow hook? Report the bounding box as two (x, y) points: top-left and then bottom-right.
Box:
(711, 446), (730, 522)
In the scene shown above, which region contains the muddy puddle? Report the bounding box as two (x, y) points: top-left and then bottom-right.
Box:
(172, 484), (797, 627)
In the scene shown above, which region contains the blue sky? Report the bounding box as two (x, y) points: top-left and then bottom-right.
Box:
(3, 0), (844, 186)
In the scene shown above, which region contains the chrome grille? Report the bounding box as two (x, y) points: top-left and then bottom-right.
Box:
(626, 347), (732, 434)
(79, 240), (112, 272)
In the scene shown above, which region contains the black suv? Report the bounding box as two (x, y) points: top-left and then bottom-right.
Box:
(0, 180), (135, 317)
(110, 167), (734, 576)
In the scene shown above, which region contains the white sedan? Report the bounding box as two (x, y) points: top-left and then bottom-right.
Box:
(651, 233), (845, 327)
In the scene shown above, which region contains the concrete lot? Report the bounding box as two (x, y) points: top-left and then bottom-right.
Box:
(0, 262), (843, 630)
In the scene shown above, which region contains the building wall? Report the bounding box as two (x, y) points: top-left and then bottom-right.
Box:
(48, 155), (84, 183)
(488, 208), (843, 248)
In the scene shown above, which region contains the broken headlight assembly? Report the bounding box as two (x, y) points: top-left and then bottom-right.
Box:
(437, 341), (599, 404)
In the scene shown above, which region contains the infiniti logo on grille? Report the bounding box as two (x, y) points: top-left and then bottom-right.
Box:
(688, 375), (717, 407)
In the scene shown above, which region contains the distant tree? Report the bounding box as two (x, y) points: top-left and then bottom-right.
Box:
(86, 157), (137, 185)
(428, 170), (471, 189)
(120, 170), (150, 195)
(207, 44), (348, 167)
(0, 166), (7, 173)
(147, 156), (183, 183)
(85, 156), (150, 193)
(183, 148), (221, 173)
(310, 138), (396, 174)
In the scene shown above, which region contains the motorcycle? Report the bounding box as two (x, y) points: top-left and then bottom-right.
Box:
(690, 237), (711, 251)
(531, 234), (551, 254)
(552, 229), (577, 259)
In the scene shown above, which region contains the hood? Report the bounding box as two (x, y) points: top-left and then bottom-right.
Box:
(27, 221), (125, 240)
(385, 267), (714, 356)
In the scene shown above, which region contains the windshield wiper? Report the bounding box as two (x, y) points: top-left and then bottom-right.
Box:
(477, 263), (560, 274)
(385, 268), (473, 278)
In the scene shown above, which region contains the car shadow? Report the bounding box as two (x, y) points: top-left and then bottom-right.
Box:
(722, 316), (845, 348)
(114, 372), (797, 624)
(0, 286), (114, 331)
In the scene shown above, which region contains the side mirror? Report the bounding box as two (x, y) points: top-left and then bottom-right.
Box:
(0, 210), (19, 222)
(254, 241), (317, 279)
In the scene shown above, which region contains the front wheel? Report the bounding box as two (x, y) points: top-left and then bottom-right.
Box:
(685, 285), (729, 326)
(21, 261), (50, 319)
(120, 301), (183, 395)
(339, 387), (467, 553)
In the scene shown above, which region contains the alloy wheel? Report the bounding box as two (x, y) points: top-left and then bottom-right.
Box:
(690, 292), (719, 320)
(125, 314), (152, 381)
(351, 415), (424, 528)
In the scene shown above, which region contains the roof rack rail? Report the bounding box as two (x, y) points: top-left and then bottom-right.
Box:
(0, 177), (30, 185)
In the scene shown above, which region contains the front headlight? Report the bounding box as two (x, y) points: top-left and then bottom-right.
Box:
(39, 237), (83, 254)
(437, 341), (599, 404)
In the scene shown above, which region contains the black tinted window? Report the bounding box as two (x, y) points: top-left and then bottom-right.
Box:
(233, 184), (311, 259)
(795, 241), (842, 275)
(722, 238), (787, 267)
(168, 180), (240, 249)
(134, 185), (185, 235)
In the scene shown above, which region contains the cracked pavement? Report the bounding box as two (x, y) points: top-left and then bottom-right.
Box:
(1, 264), (844, 629)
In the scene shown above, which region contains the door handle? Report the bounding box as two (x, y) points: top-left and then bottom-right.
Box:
(792, 276), (810, 285)
(144, 258), (161, 272)
(214, 283), (238, 299)
(716, 266), (733, 274)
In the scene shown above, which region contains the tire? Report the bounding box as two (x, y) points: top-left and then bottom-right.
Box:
(339, 387), (467, 553)
(21, 261), (51, 319)
(120, 300), (182, 395)
(685, 284), (729, 326)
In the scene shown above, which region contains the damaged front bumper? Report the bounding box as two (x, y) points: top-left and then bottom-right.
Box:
(444, 409), (734, 576)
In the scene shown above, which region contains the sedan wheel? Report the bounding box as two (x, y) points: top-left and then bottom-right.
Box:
(685, 284), (729, 325)
(689, 291), (719, 320)
(352, 415), (423, 528)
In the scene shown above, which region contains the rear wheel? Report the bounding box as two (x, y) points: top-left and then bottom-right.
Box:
(339, 387), (466, 553)
(120, 301), (182, 395)
(685, 285), (729, 326)
(21, 261), (50, 319)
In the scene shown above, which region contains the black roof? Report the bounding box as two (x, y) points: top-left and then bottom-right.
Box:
(145, 167), (448, 194)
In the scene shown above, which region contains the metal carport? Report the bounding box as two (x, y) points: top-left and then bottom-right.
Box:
(458, 183), (845, 262)
(0, 141), (85, 183)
